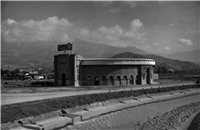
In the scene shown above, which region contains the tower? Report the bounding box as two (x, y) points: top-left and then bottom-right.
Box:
(54, 43), (81, 86)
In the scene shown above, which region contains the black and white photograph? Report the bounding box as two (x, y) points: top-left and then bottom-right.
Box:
(1, 1), (200, 130)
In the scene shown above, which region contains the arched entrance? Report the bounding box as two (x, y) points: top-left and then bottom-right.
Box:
(108, 76), (114, 85)
(87, 76), (92, 85)
(123, 75), (128, 85)
(130, 75), (134, 85)
(61, 73), (66, 86)
(116, 76), (121, 86)
(94, 76), (99, 85)
(102, 76), (107, 85)
(136, 75), (139, 85)
(146, 68), (151, 84)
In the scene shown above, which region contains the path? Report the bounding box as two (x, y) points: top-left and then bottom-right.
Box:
(1, 81), (194, 105)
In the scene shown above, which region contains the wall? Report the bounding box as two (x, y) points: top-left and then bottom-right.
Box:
(80, 65), (139, 86)
(54, 54), (76, 86)
(140, 66), (154, 85)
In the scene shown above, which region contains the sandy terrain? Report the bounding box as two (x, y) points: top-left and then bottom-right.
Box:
(1, 80), (193, 105)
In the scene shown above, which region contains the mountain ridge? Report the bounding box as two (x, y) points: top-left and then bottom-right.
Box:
(111, 52), (200, 71)
(158, 49), (200, 63)
(2, 39), (199, 70)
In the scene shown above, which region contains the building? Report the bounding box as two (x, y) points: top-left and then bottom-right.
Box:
(54, 51), (156, 87)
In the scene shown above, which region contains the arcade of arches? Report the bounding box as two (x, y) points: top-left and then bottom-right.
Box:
(80, 65), (154, 86)
(85, 75), (138, 86)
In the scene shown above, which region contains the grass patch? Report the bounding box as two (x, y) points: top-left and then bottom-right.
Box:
(1, 84), (200, 124)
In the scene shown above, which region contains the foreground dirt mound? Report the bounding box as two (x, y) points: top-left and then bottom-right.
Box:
(139, 102), (200, 130)
(187, 111), (200, 130)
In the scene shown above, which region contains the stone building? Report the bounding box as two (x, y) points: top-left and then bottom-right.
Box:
(54, 53), (156, 86)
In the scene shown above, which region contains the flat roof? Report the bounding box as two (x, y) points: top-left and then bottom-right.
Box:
(81, 58), (155, 66)
(82, 58), (154, 61)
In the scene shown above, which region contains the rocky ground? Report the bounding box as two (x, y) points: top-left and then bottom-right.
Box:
(138, 102), (200, 130)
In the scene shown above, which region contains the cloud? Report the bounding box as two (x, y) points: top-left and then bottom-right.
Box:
(122, 1), (152, 8)
(122, 1), (138, 8)
(77, 19), (147, 47)
(109, 8), (121, 13)
(2, 16), (147, 49)
(164, 46), (171, 51)
(157, 1), (167, 4)
(130, 19), (143, 31)
(179, 38), (193, 46)
(169, 23), (174, 27)
(2, 16), (74, 43)
(94, 1), (113, 6)
(153, 42), (160, 46)
(122, 0), (169, 8)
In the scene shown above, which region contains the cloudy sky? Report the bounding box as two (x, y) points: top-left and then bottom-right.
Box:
(1, 1), (200, 54)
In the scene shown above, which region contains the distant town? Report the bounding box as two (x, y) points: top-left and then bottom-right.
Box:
(1, 67), (54, 80)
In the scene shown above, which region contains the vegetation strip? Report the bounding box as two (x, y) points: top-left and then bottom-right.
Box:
(2, 84), (200, 124)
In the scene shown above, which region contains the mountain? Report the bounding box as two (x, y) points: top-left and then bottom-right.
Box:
(111, 52), (146, 58)
(2, 38), (199, 70)
(73, 39), (147, 58)
(1, 39), (147, 69)
(1, 42), (57, 69)
(158, 49), (200, 64)
(111, 52), (200, 71)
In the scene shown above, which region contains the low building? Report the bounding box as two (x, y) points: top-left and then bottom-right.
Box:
(54, 53), (156, 87)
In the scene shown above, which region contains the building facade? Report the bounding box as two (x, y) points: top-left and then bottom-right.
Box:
(54, 53), (156, 86)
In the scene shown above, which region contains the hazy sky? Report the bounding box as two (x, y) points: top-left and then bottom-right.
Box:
(1, 1), (200, 54)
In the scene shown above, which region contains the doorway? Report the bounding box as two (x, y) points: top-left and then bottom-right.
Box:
(146, 68), (150, 84)
(94, 76), (99, 85)
(62, 73), (66, 86)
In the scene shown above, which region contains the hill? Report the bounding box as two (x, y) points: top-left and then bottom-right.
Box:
(111, 52), (146, 58)
(111, 52), (200, 71)
(73, 39), (146, 58)
(159, 49), (200, 64)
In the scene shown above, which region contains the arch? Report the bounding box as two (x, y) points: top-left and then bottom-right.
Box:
(136, 75), (139, 85)
(87, 76), (92, 85)
(94, 76), (99, 85)
(146, 68), (151, 84)
(123, 75), (128, 85)
(101, 76), (107, 85)
(116, 75), (121, 86)
(61, 73), (66, 86)
(130, 75), (134, 85)
(108, 76), (114, 85)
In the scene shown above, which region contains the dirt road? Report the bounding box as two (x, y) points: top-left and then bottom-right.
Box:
(1, 81), (193, 105)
